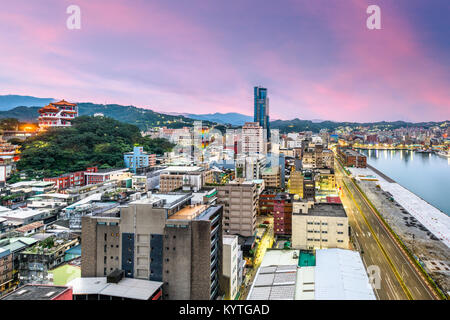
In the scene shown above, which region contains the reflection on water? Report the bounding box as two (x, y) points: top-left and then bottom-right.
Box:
(360, 149), (450, 216)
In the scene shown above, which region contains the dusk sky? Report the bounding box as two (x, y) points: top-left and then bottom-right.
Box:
(0, 0), (449, 122)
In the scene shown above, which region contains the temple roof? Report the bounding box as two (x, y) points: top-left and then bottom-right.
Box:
(51, 99), (77, 106)
(38, 104), (59, 113)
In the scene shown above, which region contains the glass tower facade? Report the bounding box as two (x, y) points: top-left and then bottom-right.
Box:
(253, 86), (270, 140)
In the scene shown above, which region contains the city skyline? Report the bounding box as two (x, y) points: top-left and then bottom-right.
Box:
(0, 0), (449, 122)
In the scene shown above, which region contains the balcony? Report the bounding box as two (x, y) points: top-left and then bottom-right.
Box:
(211, 235), (219, 247)
(210, 256), (218, 269)
(210, 225), (219, 237)
(210, 277), (218, 290)
(210, 285), (218, 300)
(210, 244), (218, 257)
(210, 214), (220, 226)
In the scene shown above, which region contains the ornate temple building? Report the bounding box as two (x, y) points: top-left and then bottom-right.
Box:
(38, 99), (78, 129)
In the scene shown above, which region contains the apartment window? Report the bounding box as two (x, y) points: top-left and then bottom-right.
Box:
(104, 233), (107, 241)
(104, 256), (107, 264)
(337, 240), (343, 243)
(337, 232), (344, 234)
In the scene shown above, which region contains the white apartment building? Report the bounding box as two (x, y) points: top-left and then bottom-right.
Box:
(241, 122), (266, 155)
(235, 154), (267, 181)
(222, 235), (241, 300)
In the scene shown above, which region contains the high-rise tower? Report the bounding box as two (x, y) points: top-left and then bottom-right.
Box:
(253, 86), (270, 140)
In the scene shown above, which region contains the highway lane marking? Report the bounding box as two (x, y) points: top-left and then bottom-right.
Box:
(350, 177), (440, 300)
(341, 178), (413, 300)
(338, 158), (441, 300)
(338, 175), (397, 300)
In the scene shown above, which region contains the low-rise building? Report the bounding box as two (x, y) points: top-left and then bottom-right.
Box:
(0, 237), (38, 293)
(15, 221), (44, 236)
(44, 167), (97, 191)
(0, 208), (52, 226)
(1, 284), (73, 300)
(159, 166), (213, 192)
(292, 203), (349, 250)
(317, 168), (336, 192)
(0, 248), (13, 296)
(273, 193), (294, 236)
(235, 155), (266, 181)
(288, 170), (303, 198)
(339, 149), (367, 168)
(302, 170), (316, 201)
(261, 165), (281, 189)
(68, 270), (162, 300)
(18, 236), (80, 284)
(84, 168), (130, 186)
(247, 248), (375, 300)
(259, 191), (276, 215)
(124, 146), (156, 173)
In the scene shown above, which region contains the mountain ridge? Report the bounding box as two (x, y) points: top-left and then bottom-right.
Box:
(0, 95), (447, 132)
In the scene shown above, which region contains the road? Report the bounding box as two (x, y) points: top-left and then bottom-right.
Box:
(335, 158), (440, 300)
(239, 217), (274, 300)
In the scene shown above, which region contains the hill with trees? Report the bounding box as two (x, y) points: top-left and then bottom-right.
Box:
(14, 116), (174, 179)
